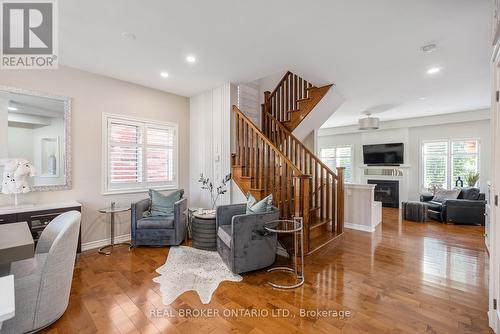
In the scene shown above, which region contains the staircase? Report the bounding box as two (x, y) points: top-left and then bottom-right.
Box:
(262, 71), (333, 132)
(232, 71), (343, 255)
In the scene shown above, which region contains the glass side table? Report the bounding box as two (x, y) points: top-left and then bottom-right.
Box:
(264, 217), (304, 289)
(98, 204), (131, 255)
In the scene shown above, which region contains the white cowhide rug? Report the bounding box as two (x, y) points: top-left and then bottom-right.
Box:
(153, 246), (242, 305)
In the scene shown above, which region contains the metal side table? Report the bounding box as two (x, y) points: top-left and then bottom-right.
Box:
(264, 217), (304, 289)
(98, 204), (131, 255)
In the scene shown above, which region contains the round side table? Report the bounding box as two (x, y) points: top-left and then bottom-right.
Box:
(191, 210), (217, 251)
(264, 217), (304, 289)
(98, 206), (131, 255)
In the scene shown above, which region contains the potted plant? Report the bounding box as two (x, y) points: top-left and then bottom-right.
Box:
(465, 171), (480, 187)
(198, 173), (231, 210)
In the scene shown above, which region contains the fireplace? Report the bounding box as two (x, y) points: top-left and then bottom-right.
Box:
(368, 180), (399, 208)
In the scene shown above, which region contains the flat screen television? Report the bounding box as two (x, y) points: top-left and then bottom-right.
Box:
(363, 143), (404, 165)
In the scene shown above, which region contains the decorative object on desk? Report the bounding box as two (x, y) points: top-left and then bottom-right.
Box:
(455, 176), (464, 188)
(465, 171), (480, 187)
(153, 246), (242, 305)
(1, 159), (35, 206)
(198, 173), (231, 209)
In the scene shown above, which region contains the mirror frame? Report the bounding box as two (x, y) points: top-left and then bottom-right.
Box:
(0, 86), (72, 192)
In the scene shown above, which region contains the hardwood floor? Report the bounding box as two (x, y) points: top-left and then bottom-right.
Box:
(42, 208), (491, 334)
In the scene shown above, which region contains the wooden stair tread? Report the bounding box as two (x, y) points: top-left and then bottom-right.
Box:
(309, 217), (331, 230)
(296, 97), (311, 103)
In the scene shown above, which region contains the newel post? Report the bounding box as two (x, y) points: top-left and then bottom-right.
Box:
(295, 175), (311, 254)
(336, 167), (345, 234)
(261, 91), (271, 135)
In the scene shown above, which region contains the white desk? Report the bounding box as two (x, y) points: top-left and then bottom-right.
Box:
(0, 275), (15, 329)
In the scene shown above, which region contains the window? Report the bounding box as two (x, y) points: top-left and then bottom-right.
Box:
(103, 114), (178, 194)
(422, 139), (479, 190)
(319, 146), (352, 182)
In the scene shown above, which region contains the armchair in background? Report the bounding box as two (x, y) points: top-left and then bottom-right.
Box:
(131, 196), (187, 247)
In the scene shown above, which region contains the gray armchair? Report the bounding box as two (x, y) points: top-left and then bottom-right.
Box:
(1, 211), (81, 334)
(216, 204), (279, 274)
(131, 197), (187, 247)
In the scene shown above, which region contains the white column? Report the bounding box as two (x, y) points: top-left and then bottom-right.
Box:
(0, 98), (9, 159)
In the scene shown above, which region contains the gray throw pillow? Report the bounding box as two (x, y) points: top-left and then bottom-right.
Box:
(432, 188), (461, 203)
(143, 189), (184, 217)
(246, 193), (273, 214)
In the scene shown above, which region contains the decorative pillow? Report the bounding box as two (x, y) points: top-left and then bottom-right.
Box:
(432, 188), (461, 203)
(143, 189), (184, 217)
(246, 193), (273, 214)
(458, 187), (480, 200)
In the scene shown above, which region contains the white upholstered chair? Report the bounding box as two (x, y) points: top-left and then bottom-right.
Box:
(1, 211), (81, 334)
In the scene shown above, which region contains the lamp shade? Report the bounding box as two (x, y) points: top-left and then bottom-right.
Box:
(358, 116), (380, 130)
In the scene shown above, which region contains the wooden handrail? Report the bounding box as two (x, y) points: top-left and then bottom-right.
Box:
(267, 71), (292, 100)
(233, 106), (311, 240)
(233, 106), (303, 175)
(263, 110), (339, 180)
(261, 109), (344, 232)
(264, 71), (314, 123)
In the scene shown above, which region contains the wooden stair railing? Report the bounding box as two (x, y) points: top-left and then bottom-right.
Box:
(232, 106), (313, 252)
(262, 71), (334, 132)
(262, 110), (344, 252)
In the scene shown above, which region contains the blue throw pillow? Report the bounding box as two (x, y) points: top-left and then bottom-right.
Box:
(246, 193), (273, 214)
(144, 189), (184, 217)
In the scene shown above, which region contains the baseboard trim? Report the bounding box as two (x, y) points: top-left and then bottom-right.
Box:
(82, 234), (131, 252)
(344, 222), (375, 233)
(489, 309), (500, 333)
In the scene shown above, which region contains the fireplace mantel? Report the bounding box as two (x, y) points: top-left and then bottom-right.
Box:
(358, 165), (410, 205)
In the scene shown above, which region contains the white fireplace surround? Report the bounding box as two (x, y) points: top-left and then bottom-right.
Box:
(358, 165), (410, 206)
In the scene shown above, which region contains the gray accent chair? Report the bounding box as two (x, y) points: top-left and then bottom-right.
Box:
(131, 197), (187, 247)
(216, 204), (279, 274)
(1, 211), (81, 334)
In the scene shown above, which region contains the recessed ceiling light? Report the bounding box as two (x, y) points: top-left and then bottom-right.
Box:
(421, 43), (437, 54)
(7, 106), (18, 111)
(426, 67), (441, 75)
(186, 55), (196, 63)
(418, 97), (428, 101)
(160, 72), (169, 78)
(121, 32), (136, 40)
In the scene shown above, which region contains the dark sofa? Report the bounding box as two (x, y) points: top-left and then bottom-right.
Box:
(420, 187), (486, 225)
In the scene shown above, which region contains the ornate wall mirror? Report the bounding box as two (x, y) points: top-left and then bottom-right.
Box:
(0, 86), (72, 191)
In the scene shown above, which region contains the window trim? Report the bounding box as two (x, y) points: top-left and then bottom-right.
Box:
(420, 138), (480, 191)
(101, 113), (179, 195)
(319, 144), (354, 182)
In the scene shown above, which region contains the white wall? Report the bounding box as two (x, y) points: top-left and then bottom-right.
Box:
(0, 98), (7, 159)
(318, 114), (491, 201)
(189, 83), (233, 208)
(0, 66), (190, 246)
(7, 126), (34, 162)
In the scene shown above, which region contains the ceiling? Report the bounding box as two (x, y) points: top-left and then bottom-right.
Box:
(59, 0), (491, 127)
